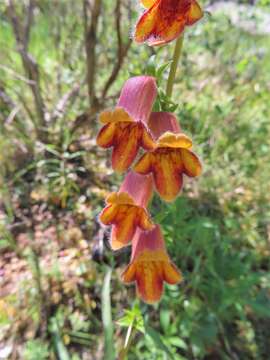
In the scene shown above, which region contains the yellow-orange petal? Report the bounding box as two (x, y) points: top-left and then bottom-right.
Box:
(135, 1), (159, 44)
(136, 261), (164, 303)
(152, 151), (183, 202)
(121, 226), (182, 303)
(157, 131), (193, 149)
(98, 117), (155, 173)
(99, 204), (118, 225)
(110, 209), (138, 250)
(141, 127), (156, 150)
(122, 259), (164, 303)
(99, 107), (133, 125)
(186, 1), (203, 26)
(133, 153), (152, 175)
(100, 191), (154, 250)
(138, 208), (154, 230)
(140, 0), (156, 8)
(111, 123), (141, 173)
(122, 258), (182, 304)
(121, 262), (137, 283)
(96, 123), (116, 148)
(181, 148), (202, 177)
(135, 0), (186, 46)
(110, 207), (153, 250)
(163, 262), (182, 284)
(106, 192), (135, 206)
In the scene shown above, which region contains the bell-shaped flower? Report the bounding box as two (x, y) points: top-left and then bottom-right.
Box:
(99, 172), (154, 250)
(96, 76), (157, 172)
(134, 112), (202, 201)
(135, 0), (203, 46)
(122, 225), (182, 304)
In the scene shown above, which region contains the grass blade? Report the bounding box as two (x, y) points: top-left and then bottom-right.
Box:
(102, 267), (115, 360)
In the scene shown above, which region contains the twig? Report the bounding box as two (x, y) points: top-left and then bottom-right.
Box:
(0, 84), (16, 110)
(83, 0), (102, 109)
(5, 105), (21, 126)
(6, 0), (47, 142)
(51, 80), (83, 122)
(101, 0), (132, 99)
(0, 64), (35, 85)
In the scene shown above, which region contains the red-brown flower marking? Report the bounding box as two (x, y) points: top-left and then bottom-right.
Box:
(122, 225), (182, 303)
(134, 112), (202, 202)
(135, 0), (203, 46)
(96, 76), (157, 173)
(99, 172), (154, 250)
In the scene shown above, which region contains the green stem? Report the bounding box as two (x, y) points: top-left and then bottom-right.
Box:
(166, 35), (184, 98)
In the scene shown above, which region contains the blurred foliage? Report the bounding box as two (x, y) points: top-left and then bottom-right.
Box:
(0, 0), (270, 359)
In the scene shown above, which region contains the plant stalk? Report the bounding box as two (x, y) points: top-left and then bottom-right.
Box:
(166, 35), (184, 98)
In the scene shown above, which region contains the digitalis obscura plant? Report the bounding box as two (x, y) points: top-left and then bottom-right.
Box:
(96, 0), (204, 304)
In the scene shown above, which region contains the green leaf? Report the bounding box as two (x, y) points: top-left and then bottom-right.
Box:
(117, 302), (144, 333)
(101, 267), (116, 360)
(145, 323), (174, 360)
(168, 337), (188, 350)
(156, 61), (171, 79)
(160, 309), (170, 334)
(145, 55), (157, 76)
(247, 291), (270, 317)
(49, 318), (71, 360)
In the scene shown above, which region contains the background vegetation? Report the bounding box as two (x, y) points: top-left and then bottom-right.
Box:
(0, 0), (270, 359)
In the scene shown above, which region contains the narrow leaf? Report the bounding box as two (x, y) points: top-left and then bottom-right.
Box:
(102, 267), (115, 360)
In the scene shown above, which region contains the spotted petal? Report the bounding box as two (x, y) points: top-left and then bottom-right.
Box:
(135, 0), (203, 46)
(181, 148), (202, 177)
(122, 226), (182, 304)
(99, 191), (154, 250)
(134, 130), (202, 201)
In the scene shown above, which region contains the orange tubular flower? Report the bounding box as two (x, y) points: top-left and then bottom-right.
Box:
(135, 0), (203, 46)
(99, 171), (154, 250)
(134, 112), (202, 202)
(122, 225), (182, 304)
(96, 76), (157, 173)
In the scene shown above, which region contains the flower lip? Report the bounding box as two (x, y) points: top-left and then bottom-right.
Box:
(133, 112), (202, 202)
(96, 76), (158, 173)
(156, 131), (193, 149)
(99, 107), (134, 125)
(99, 172), (154, 250)
(135, 0), (203, 46)
(96, 107), (156, 173)
(105, 191), (136, 206)
(121, 226), (182, 304)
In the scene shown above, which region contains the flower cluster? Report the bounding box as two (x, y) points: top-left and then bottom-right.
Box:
(97, 76), (202, 303)
(96, 0), (203, 303)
